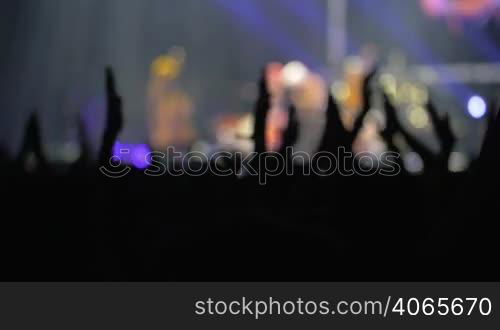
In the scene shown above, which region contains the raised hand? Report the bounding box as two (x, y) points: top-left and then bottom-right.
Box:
(382, 91), (458, 174)
(483, 98), (500, 150)
(486, 98), (499, 133)
(383, 94), (435, 166)
(279, 104), (298, 154)
(478, 98), (500, 172)
(379, 102), (407, 176)
(427, 100), (455, 160)
(380, 94), (402, 150)
(70, 115), (92, 172)
(252, 69), (271, 156)
(17, 112), (48, 172)
(380, 94), (398, 143)
(351, 67), (378, 141)
(99, 67), (124, 165)
(319, 93), (350, 153)
(105, 67), (123, 136)
(320, 68), (378, 153)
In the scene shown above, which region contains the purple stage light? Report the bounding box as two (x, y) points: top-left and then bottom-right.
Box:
(113, 142), (151, 169)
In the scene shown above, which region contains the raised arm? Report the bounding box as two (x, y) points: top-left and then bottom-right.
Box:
(98, 68), (123, 165)
(252, 70), (271, 156)
(383, 94), (435, 166)
(351, 68), (378, 142)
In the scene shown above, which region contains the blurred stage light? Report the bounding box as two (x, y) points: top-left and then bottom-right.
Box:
(404, 152), (424, 175)
(151, 47), (186, 80)
(290, 73), (328, 114)
(151, 46), (186, 79)
(46, 142), (80, 163)
(131, 144), (152, 170)
(420, 0), (500, 19)
(408, 105), (430, 129)
(113, 142), (151, 169)
(152, 55), (181, 79)
(449, 152), (470, 173)
(467, 95), (487, 119)
(379, 73), (397, 97)
(282, 61), (309, 87)
(331, 81), (351, 102)
(409, 84), (429, 105)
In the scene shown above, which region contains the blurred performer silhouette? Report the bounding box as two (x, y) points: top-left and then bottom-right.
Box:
(147, 47), (196, 154)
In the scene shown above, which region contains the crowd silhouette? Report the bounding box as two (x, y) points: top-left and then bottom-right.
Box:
(1, 63), (499, 281)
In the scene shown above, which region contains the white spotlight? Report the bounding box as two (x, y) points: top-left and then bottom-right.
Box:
(282, 61), (309, 87)
(468, 95), (487, 119)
